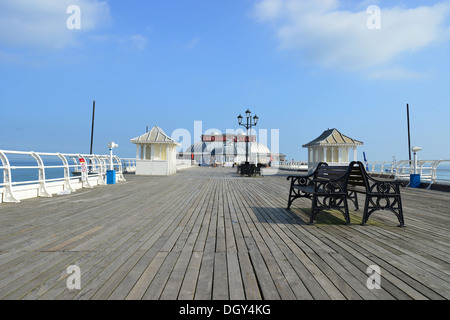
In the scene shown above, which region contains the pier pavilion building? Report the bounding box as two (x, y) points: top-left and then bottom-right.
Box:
(303, 128), (363, 172)
(178, 132), (285, 166)
(131, 126), (179, 175)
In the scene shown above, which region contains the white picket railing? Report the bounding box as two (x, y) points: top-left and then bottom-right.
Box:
(120, 158), (193, 172)
(365, 160), (450, 189)
(120, 158), (137, 173)
(277, 161), (308, 171)
(0, 150), (125, 203)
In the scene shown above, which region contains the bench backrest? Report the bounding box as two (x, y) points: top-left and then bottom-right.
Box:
(314, 164), (349, 181)
(312, 162), (368, 189)
(310, 161), (402, 193)
(347, 163), (367, 189)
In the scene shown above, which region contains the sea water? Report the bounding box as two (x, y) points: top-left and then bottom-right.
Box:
(0, 157), (75, 185)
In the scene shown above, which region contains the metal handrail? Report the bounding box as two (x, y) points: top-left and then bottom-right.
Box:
(366, 159), (450, 189)
(278, 161), (308, 171)
(0, 149), (125, 203)
(121, 158), (137, 172)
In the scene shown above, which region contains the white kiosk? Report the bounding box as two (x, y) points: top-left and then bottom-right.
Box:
(303, 128), (363, 173)
(131, 126), (179, 176)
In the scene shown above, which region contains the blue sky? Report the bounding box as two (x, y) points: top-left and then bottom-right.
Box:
(0, 0), (449, 161)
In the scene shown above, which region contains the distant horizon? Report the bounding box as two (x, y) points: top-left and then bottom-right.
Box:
(1, 1), (449, 161)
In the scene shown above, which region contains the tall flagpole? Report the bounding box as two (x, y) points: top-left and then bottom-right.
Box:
(90, 100), (95, 155)
(407, 103), (411, 162)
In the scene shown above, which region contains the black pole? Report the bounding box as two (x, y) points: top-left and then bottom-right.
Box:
(90, 100), (95, 154)
(407, 103), (411, 161)
(246, 116), (249, 163)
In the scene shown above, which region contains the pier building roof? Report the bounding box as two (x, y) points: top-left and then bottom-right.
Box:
(302, 128), (363, 148)
(130, 126), (178, 145)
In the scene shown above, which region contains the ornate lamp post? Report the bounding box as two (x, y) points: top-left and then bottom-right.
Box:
(237, 109), (258, 163)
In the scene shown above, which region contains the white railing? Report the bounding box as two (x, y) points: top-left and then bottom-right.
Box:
(120, 158), (193, 172)
(0, 150), (125, 203)
(365, 160), (450, 189)
(176, 159), (193, 170)
(278, 161), (308, 171)
(121, 158), (137, 173)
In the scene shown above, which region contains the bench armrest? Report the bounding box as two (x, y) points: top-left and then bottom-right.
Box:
(367, 180), (405, 194)
(364, 174), (406, 194)
(287, 174), (314, 188)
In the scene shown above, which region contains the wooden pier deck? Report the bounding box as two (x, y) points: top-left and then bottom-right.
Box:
(0, 166), (449, 301)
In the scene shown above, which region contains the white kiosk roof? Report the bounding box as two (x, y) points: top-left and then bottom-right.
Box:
(302, 128), (363, 148)
(130, 126), (178, 145)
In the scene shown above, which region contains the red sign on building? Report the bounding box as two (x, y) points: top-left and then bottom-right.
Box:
(202, 135), (256, 142)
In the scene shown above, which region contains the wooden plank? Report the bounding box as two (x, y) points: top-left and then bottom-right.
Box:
(125, 251), (168, 300)
(194, 242), (214, 300)
(141, 251), (181, 300)
(237, 251), (262, 300)
(178, 251), (203, 300)
(227, 252), (245, 300)
(212, 252), (228, 300)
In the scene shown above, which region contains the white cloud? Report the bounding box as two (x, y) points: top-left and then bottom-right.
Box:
(252, 0), (450, 76)
(128, 34), (148, 51)
(0, 0), (111, 50)
(87, 33), (149, 51)
(184, 37), (201, 50)
(366, 66), (425, 80)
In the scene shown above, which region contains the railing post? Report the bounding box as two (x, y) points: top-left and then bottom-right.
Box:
(78, 155), (93, 189)
(0, 151), (20, 203)
(58, 153), (76, 192)
(428, 160), (439, 189)
(30, 152), (52, 198)
(394, 161), (402, 180)
(93, 155), (106, 185)
(114, 155), (126, 182)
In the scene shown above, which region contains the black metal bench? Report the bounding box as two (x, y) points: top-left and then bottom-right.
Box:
(287, 162), (351, 225)
(286, 161), (405, 227)
(237, 162), (263, 177)
(347, 161), (405, 227)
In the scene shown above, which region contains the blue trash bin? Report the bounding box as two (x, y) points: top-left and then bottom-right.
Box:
(107, 170), (116, 184)
(409, 174), (420, 188)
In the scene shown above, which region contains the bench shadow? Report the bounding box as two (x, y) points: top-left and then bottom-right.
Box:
(250, 206), (382, 226)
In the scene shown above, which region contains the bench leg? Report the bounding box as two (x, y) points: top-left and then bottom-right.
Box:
(342, 200), (351, 225)
(309, 195), (351, 225)
(287, 188), (311, 210)
(309, 196), (319, 225)
(362, 195), (405, 227)
(287, 192), (302, 210)
(395, 197), (405, 227)
(361, 196), (371, 226)
(347, 191), (359, 211)
(309, 209), (318, 225)
(287, 189), (296, 210)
